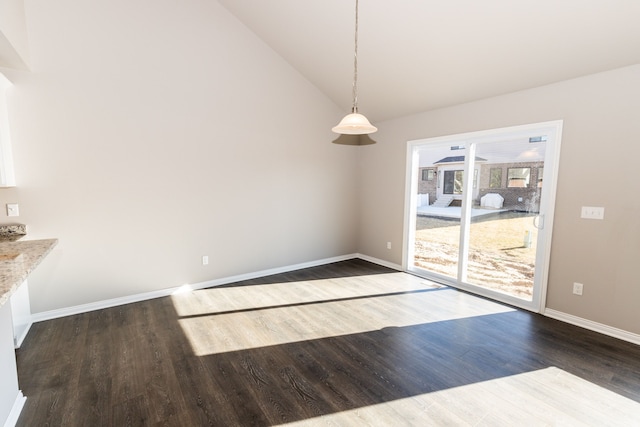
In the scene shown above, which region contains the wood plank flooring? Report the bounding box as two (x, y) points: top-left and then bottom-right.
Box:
(14, 259), (640, 426)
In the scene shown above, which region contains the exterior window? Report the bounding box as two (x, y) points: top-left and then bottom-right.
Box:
(444, 170), (464, 194)
(421, 169), (435, 181)
(489, 168), (502, 188)
(507, 167), (530, 188)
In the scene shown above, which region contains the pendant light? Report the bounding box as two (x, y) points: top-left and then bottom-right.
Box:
(332, 0), (377, 135)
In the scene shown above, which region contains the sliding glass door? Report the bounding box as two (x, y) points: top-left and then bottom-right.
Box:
(404, 122), (562, 312)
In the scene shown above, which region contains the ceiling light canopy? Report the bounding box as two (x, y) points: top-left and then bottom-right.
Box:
(332, 0), (377, 136)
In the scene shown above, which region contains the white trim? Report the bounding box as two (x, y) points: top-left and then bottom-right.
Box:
(404, 120), (564, 313)
(32, 287), (183, 323)
(458, 144), (476, 282)
(31, 254), (401, 323)
(544, 309), (640, 346)
(12, 321), (32, 349)
(25, 254), (640, 350)
(354, 253), (402, 271)
(535, 121), (563, 311)
(402, 146), (420, 271)
(3, 391), (25, 427)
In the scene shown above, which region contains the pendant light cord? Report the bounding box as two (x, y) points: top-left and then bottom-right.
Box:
(331, 0), (377, 135)
(352, 0), (359, 113)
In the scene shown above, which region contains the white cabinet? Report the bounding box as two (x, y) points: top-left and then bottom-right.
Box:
(0, 240), (57, 427)
(0, 73), (16, 187)
(0, 280), (31, 427)
(0, 302), (25, 427)
(10, 280), (31, 348)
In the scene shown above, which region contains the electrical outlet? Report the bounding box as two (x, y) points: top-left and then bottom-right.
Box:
(386, 242), (391, 250)
(6, 203), (19, 217)
(202, 255), (209, 265)
(572, 282), (584, 296)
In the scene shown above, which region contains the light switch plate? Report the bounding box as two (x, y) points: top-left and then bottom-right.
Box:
(581, 206), (604, 220)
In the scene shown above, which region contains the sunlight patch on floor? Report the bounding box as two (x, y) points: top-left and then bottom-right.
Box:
(280, 367), (640, 426)
(171, 273), (433, 316)
(171, 273), (515, 356)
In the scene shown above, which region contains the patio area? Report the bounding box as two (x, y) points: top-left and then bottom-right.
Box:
(416, 205), (506, 219)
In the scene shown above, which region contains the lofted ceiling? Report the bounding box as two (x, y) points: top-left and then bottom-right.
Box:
(217, 0), (640, 123)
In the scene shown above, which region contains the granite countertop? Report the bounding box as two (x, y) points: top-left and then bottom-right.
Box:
(0, 239), (58, 306)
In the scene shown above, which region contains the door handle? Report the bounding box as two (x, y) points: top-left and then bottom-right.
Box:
(533, 214), (544, 230)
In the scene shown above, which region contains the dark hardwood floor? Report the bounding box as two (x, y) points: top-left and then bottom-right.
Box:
(15, 259), (640, 426)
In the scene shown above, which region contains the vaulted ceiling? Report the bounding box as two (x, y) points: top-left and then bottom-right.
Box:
(218, 0), (640, 122)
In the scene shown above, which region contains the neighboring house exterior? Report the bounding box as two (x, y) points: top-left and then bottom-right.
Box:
(418, 157), (544, 212)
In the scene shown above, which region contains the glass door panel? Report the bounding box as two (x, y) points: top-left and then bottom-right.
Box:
(412, 146), (465, 281)
(414, 214), (460, 280)
(465, 140), (545, 300)
(406, 121), (562, 312)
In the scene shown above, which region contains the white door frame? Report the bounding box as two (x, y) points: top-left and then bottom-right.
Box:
(402, 120), (563, 313)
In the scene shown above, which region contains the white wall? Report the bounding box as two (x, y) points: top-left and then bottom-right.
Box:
(0, 0), (30, 69)
(0, 0), (359, 312)
(358, 65), (640, 335)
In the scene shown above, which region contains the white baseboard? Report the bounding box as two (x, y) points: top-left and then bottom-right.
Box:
(544, 309), (640, 346)
(33, 253), (400, 323)
(3, 391), (25, 427)
(28, 255), (640, 348)
(354, 253), (402, 271)
(13, 322), (32, 349)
